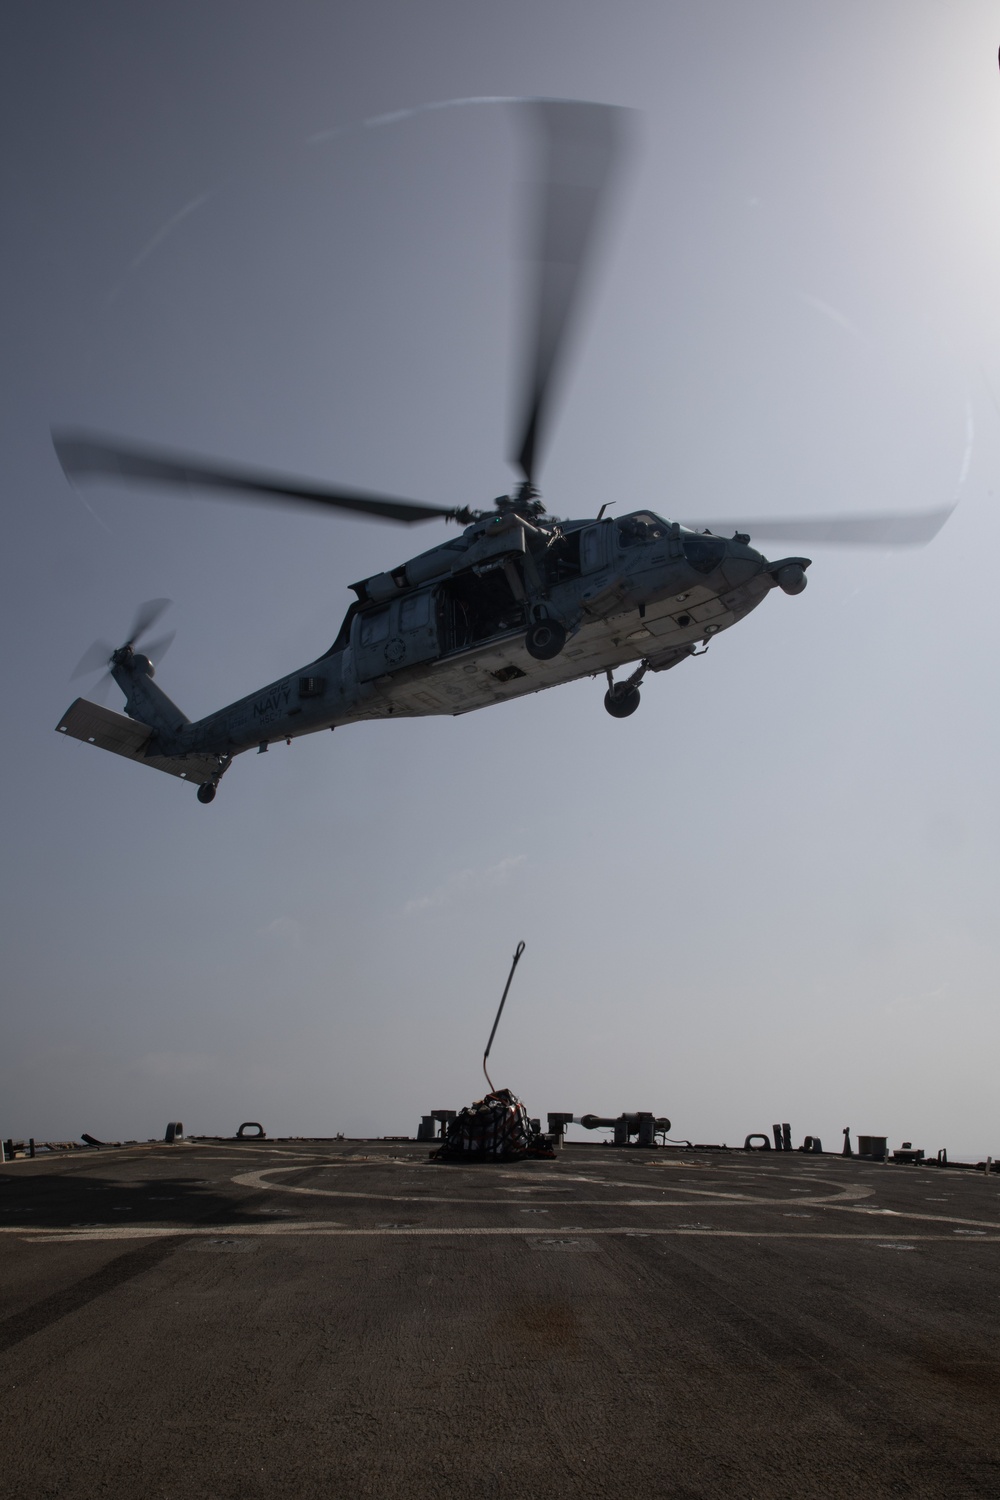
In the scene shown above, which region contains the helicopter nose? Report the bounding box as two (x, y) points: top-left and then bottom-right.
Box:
(721, 541), (765, 588)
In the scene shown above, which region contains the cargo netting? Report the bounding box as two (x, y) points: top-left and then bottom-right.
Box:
(432, 1088), (554, 1161)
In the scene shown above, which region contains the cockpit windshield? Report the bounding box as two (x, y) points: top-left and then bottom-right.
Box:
(682, 533), (725, 574)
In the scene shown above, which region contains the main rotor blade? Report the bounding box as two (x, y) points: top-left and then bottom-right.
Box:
(512, 100), (631, 488)
(53, 430), (472, 526)
(683, 507), (956, 547)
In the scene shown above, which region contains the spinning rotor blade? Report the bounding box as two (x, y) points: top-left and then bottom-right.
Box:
(85, 670), (115, 704)
(126, 597), (171, 647)
(53, 431), (473, 526)
(512, 101), (631, 488)
(143, 630), (176, 664)
(71, 639), (114, 680)
(685, 507), (956, 548)
(70, 599), (173, 681)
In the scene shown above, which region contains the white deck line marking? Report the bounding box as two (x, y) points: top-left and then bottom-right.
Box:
(6, 1197), (998, 1236)
(0, 1148), (155, 1168)
(16, 1225), (1000, 1245)
(821, 1202), (1000, 1230)
(533, 1171), (848, 1199)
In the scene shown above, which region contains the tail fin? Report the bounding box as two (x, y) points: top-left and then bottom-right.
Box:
(113, 663), (190, 737)
(56, 699), (226, 786)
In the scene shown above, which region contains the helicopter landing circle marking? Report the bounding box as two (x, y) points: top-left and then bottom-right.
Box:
(230, 1164), (873, 1209)
(230, 1165), (1000, 1233)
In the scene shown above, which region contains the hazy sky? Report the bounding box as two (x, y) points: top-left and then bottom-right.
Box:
(3, 1), (1000, 1156)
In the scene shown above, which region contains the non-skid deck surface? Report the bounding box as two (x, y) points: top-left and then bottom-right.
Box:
(2, 1139), (999, 1498)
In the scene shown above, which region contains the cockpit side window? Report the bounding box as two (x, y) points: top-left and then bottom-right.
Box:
(616, 512), (667, 548)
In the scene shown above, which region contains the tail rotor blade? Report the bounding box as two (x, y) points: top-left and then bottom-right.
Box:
(126, 597), (171, 648)
(512, 101), (632, 488)
(71, 640), (114, 680)
(70, 601), (174, 685)
(143, 630), (176, 665)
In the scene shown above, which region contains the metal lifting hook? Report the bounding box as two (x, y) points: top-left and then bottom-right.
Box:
(483, 940), (526, 1091)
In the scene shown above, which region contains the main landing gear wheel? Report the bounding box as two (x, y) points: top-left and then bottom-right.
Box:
(525, 618), (566, 660)
(197, 782), (217, 805)
(604, 687), (641, 718)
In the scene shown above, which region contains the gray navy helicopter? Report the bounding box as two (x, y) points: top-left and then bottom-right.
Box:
(55, 101), (952, 805)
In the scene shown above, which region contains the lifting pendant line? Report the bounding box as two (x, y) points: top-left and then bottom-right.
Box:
(483, 940), (526, 1091)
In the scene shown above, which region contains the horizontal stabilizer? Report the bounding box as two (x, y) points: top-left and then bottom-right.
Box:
(56, 699), (225, 786)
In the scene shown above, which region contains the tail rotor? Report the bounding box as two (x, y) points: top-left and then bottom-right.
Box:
(70, 598), (175, 697)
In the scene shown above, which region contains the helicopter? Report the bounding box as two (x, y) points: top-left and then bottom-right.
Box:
(54, 100), (953, 805)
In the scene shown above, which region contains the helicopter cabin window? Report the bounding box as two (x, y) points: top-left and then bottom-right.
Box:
(616, 512), (667, 549)
(682, 534), (725, 574)
(579, 525), (606, 573)
(400, 592), (431, 631)
(359, 607), (390, 648)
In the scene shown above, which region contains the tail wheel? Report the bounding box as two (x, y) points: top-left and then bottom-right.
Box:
(525, 618), (566, 660)
(604, 687), (640, 718)
(197, 782), (217, 805)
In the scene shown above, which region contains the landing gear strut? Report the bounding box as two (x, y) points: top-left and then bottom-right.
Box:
(604, 660), (648, 719)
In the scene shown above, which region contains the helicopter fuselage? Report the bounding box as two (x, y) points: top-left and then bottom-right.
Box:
(108, 510), (808, 787)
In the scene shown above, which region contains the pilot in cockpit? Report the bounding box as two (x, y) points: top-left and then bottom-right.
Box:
(617, 514), (663, 547)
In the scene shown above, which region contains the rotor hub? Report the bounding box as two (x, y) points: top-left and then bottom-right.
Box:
(493, 482), (547, 522)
